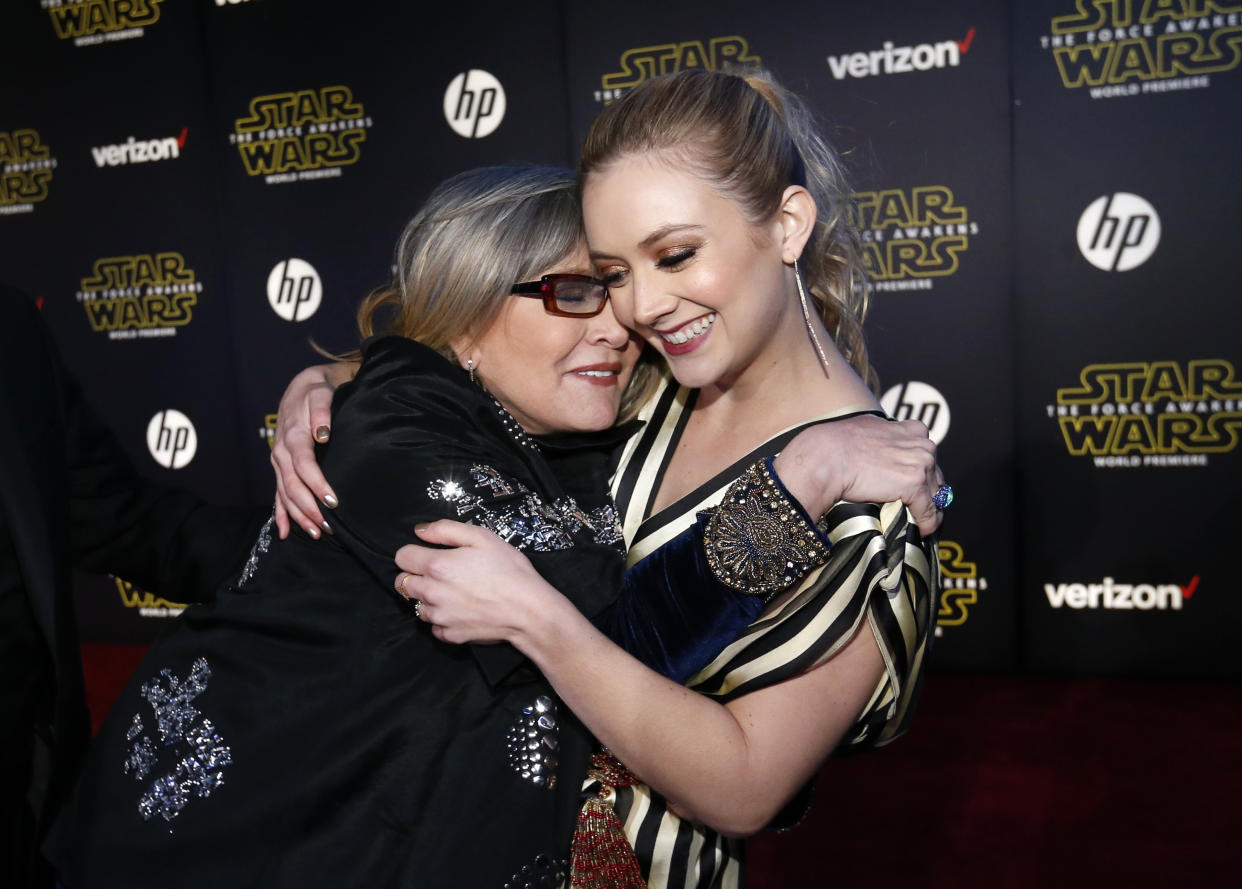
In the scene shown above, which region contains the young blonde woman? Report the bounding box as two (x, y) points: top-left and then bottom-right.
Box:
(276, 71), (947, 888)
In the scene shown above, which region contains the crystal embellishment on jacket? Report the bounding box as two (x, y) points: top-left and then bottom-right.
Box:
(506, 695), (560, 788)
(427, 464), (623, 551)
(506, 852), (569, 889)
(237, 515), (274, 587)
(122, 658), (233, 822)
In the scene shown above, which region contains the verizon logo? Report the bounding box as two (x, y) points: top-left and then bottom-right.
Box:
(1044, 575), (1198, 611)
(91, 128), (187, 167)
(828, 28), (975, 79)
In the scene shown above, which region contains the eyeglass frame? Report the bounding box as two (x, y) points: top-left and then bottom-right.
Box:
(510, 274), (611, 318)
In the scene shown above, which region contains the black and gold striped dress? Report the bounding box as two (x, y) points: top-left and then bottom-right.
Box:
(587, 377), (939, 889)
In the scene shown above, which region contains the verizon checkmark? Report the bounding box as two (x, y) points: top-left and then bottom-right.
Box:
(958, 27), (976, 54)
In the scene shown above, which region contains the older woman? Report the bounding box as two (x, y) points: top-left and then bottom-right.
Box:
(50, 164), (754, 889)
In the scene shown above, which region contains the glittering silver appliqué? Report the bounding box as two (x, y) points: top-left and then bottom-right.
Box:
(237, 515), (274, 587)
(505, 852), (569, 889)
(559, 501), (623, 550)
(123, 714), (157, 780)
(506, 695), (559, 788)
(122, 657), (233, 822)
(427, 464), (620, 552)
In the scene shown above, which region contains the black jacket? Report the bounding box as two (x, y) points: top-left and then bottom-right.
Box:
(49, 335), (768, 889)
(49, 336), (635, 888)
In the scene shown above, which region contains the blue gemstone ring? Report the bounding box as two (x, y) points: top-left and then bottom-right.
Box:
(931, 484), (955, 510)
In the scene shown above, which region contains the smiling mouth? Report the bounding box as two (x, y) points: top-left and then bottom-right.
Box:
(659, 313), (716, 346)
(570, 363), (622, 382)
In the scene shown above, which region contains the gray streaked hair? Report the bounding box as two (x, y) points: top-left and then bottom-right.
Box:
(360, 164), (584, 355)
(357, 163), (659, 420)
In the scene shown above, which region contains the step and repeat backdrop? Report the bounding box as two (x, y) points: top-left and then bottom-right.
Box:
(1, 0), (1238, 678)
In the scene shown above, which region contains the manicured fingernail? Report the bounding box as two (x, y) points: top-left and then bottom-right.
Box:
(314, 425), (331, 443)
(320, 520), (333, 536)
(413, 522), (428, 534)
(322, 492), (339, 508)
(306, 525), (320, 540)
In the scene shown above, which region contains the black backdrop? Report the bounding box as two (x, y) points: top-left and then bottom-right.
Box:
(2, 0), (1239, 678)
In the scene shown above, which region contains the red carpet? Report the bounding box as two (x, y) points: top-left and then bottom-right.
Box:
(82, 646), (1241, 888)
(747, 674), (1242, 888)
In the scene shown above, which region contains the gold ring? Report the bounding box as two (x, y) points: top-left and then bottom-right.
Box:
(395, 572), (411, 597)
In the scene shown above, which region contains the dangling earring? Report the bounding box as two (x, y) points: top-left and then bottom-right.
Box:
(465, 358), (476, 385)
(795, 259), (831, 378)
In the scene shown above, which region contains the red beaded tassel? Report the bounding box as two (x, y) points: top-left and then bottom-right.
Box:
(568, 753), (647, 889)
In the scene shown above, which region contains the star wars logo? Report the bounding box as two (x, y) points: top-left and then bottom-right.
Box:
(230, 86), (373, 185)
(113, 576), (186, 619)
(0, 129), (57, 215)
(1038, 0), (1242, 99)
(853, 186), (979, 291)
(43, 0), (164, 47)
(936, 540), (988, 638)
(75, 252), (201, 340)
(595, 36), (761, 103)
(1046, 359), (1242, 466)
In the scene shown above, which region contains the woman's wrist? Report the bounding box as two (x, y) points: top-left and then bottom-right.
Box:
(513, 588), (593, 673)
(772, 439), (841, 519)
(504, 576), (579, 657)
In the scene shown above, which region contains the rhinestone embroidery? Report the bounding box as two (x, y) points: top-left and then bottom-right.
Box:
(506, 695), (560, 788)
(427, 465), (622, 552)
(123, 658), (233, 823)
(506, 852), (570, 889)
(702, 458), (830, 598)
(237, 515), (274, 587)
(123, 714), (157, 781)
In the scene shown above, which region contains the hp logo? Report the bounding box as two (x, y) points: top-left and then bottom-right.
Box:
(266, 258), (322, 322)
(880, 381), (951, 444)
(147, 409), (197, 469)
(1076, 192), (1161, 272)
(444, 70), (506, 138)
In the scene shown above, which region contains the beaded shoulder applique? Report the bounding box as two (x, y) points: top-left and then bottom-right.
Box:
(427, 464), (623, 552)
(123, 657), (232, 823)
(701, 458), (830, 599)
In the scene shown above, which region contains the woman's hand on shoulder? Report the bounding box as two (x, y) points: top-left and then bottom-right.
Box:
(271, 361), (356, 539)
(774, 414), (944, 537)
(393, 521), (575, 647)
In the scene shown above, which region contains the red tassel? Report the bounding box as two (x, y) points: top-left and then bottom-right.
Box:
(568, 753), (647, 889)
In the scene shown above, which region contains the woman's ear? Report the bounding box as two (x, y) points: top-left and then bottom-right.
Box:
(447, 336), (477, 371)
(777, 185), (818, 264)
